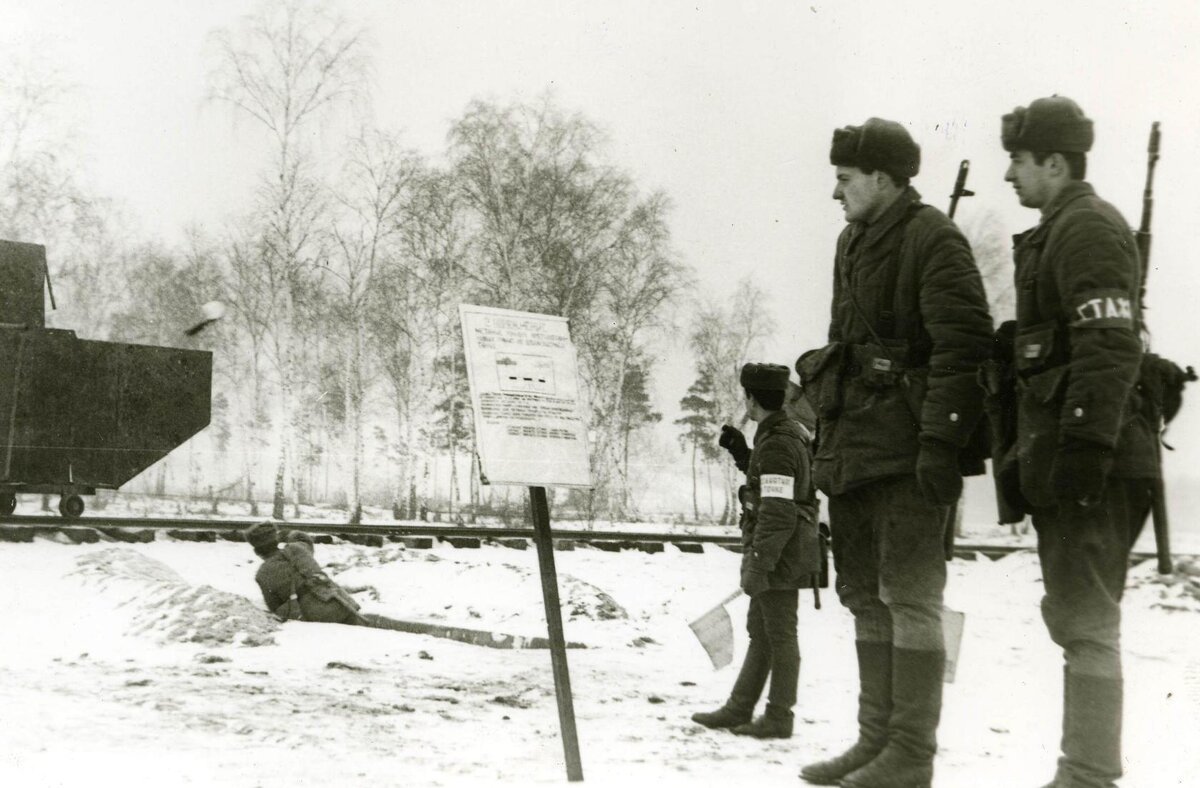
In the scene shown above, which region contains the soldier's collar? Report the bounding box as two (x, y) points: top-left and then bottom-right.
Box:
(1037, 181), (1095, 227)
(753, 410), (789, 441)
(1018, 181), (1095, 246)
(859, 186), (922, 249)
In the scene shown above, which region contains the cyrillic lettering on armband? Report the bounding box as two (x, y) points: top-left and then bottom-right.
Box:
(760, 474), (794, 500)
(1071, 289), (1134, 329)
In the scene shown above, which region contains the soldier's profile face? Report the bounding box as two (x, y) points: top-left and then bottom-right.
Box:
(1004, 150), (1053, 209)
(833, 165), (882, 222)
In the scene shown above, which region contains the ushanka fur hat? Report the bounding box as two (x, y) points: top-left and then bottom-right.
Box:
(830, 117), (921, 180)
(244, 520), (280, 549)
(740, 362), (791, 392)
(1001, 96), (1094, 153)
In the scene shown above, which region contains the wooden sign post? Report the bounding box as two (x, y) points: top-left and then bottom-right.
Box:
(530, 485), (583, 781)
(459, 305), (591, 782)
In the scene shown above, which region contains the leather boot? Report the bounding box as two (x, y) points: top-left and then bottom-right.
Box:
(731, 705), (793, 739)
(691, 638), (769, 729)
(691, 704), (753, 729)
(800, 642), (892, 785)
(1056, 673), (1122, 788)
(839, 648), (944, 788)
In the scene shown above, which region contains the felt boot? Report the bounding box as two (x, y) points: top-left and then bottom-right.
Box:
(839, 648), (944, 788)
(1055, 673), (1122, 788)
(800, 642), (892, 785)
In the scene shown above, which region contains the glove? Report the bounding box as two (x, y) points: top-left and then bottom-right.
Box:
(915, 437), (963, 506)
(1050, 438), (1113, 507)
(719, 425), (750, 472)
(741, 567), (770, 597)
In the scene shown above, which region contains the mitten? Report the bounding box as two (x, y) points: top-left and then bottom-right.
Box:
(740, 567), (770, 597)
(719, 424), (750, 472)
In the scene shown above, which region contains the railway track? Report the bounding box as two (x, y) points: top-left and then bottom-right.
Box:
(0, 513), (1193, 563)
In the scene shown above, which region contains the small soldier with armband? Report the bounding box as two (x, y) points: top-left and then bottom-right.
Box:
(690, 362), (820, 740)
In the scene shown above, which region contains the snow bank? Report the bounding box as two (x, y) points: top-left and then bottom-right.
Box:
(0, 536), (1197, 787)
(72, 548), (279, 647)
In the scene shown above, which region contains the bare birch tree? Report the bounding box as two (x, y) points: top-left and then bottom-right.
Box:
(327, 128), (421, 521)
(448, 95), (688, 519)
(688, 278), (775, 523)
(206, 0), (368, 518)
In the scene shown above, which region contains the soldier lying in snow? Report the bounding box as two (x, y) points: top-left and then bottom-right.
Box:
(244, 521), (366, 625)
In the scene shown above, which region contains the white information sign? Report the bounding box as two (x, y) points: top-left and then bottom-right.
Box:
(459, 304), (593, 488)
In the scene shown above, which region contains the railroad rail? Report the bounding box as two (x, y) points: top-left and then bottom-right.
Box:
(0, 513), (1192, 563)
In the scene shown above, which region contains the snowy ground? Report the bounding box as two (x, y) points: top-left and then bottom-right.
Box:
(1, 532), (1198, 787)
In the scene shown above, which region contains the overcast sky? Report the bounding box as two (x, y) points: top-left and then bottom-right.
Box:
(6, 0), (1200, 477)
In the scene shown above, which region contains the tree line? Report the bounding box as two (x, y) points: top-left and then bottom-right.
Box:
(2, 1), (1012, 526)
(1, 1), (712, 523)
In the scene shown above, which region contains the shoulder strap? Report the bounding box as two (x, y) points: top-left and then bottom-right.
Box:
(844, 203), (925, 345)
(880, 203), (928, 337)
(278, 548), (312, 590)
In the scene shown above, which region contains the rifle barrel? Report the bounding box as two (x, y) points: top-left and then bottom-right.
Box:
(948, 160), (974, 220)
(1140, 122), (1160, 236)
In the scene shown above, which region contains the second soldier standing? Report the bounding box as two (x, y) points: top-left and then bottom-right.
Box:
(999, 96), (1155, 788)
(796, 119), (993, 787)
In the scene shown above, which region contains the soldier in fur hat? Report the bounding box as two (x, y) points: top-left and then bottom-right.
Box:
(245, 521), (364, 625)
(796, 118), (993, 788)
(691, 363), (821, 740)
(1000, 96), (1155, 788)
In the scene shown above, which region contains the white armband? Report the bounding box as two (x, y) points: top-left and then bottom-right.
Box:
(759, 474), (794, 500)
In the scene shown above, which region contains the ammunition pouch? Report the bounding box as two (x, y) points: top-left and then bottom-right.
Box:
(787, 503), (828, 592)
(796, 342), (846, 419)
(980, 321), (1026, 523)
(308, 579), (362, 612)
(799, 341), (924, 414)
(846, 342), (927, 434)
(1013, 365), (1068, 508)
(795, 500), (821, 577)
(1014, 319), (1065, 375)
(1006, 320), (1072, 511)
(847, 342), (910, 390)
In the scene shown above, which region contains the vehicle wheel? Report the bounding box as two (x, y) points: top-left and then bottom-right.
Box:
(59, 495), (85, 518)
(0, 493), (15, 516)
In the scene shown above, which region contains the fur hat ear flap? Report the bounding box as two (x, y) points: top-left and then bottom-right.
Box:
(830, 118), (920, 180)
(244, 521), (280, 549)
(1002, 96), (1093, 153)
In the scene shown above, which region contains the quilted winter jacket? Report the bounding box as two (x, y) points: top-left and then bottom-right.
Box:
(1010, 180), (1157, 507)
(254, 544), (362, 624)
(799, 187), (994, 495)
(740, 411), (821, 589)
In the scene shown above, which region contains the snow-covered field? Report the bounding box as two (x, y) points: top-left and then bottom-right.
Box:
(1, 533), (1198, 787)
